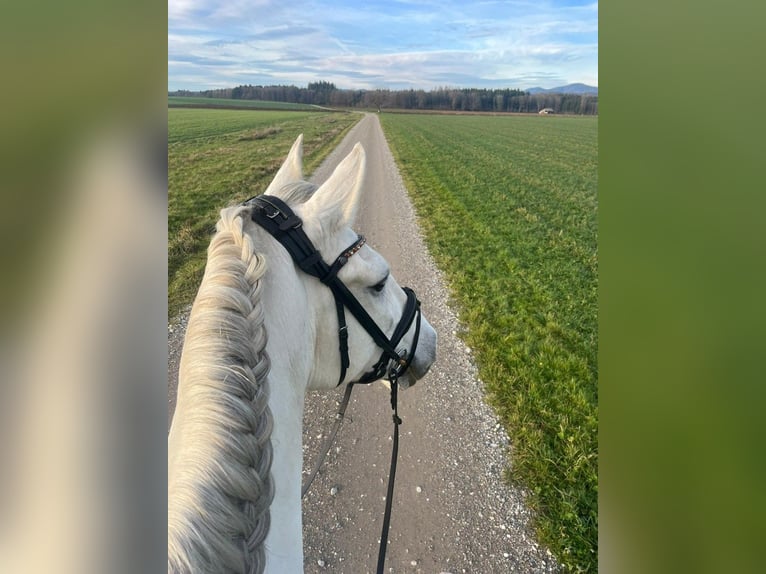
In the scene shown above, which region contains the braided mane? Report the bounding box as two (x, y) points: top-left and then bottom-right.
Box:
(168, 205), (274, 574)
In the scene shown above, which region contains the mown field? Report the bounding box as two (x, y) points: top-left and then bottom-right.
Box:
(380, 114), (598, 572)
(169, 96), (323, 111)
(168, 108), (360, 318)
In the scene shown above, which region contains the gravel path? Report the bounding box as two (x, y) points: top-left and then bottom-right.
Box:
(168, 113), (558, 573)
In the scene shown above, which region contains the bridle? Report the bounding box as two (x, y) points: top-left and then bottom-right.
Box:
(246, 194), (423, 574)
(248, 195), (422, 388)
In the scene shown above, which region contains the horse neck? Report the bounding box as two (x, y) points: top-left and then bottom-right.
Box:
(168, 210), (314, 574)
(260, 249), (315, 572)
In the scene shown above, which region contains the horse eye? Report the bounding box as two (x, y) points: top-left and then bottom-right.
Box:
(371, 278), (387, 292)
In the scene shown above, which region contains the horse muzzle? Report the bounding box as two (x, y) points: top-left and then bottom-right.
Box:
(395, 313), (437, 389)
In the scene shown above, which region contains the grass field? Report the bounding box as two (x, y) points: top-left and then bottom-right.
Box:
(380, 113), (598, 572)
(169, 96), (324, 111)
(168, 108), (360, 318)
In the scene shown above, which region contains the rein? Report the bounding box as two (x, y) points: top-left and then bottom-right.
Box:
(247, 194), (422, 574)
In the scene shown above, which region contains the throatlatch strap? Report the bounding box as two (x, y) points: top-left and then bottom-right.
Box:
(335, 298), (349, 384)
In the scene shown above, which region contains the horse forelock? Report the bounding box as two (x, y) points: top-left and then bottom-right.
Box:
(169, 205), (274, 574)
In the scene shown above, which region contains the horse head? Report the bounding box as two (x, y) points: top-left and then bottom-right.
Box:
(253, 134), (437, 391)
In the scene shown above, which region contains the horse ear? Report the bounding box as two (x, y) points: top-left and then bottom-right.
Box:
(264, 134), (304, 196)
(307, 143), (366, 229)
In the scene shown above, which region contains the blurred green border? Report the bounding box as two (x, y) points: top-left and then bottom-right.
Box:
(1, 2), (168, 573)
(601, 2), (766, 572)
(0, 1), (167, 329)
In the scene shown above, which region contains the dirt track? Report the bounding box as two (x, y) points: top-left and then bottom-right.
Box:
(168, 113), (558, 573)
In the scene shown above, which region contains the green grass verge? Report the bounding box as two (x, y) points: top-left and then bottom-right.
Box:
(169, 108), (360, 318)
(379, 113), (598, 572)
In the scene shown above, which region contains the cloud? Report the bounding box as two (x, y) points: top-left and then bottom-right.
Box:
(168, 0), (598, 91)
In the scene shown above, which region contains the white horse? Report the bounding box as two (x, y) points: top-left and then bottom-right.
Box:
(168, 135), (438, 573)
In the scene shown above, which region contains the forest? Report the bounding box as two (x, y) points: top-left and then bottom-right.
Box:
(170, 81), (598, 115)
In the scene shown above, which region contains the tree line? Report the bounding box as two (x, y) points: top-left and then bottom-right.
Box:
(170, 81), (598, 115)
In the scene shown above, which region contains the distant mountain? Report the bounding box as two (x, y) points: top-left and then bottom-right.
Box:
(526, 83), (598, 95)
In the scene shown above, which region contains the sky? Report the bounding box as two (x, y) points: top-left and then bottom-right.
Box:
(168, 0), (597, 92)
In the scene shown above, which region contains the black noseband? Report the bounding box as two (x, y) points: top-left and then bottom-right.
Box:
(248, 195), (422, 386)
